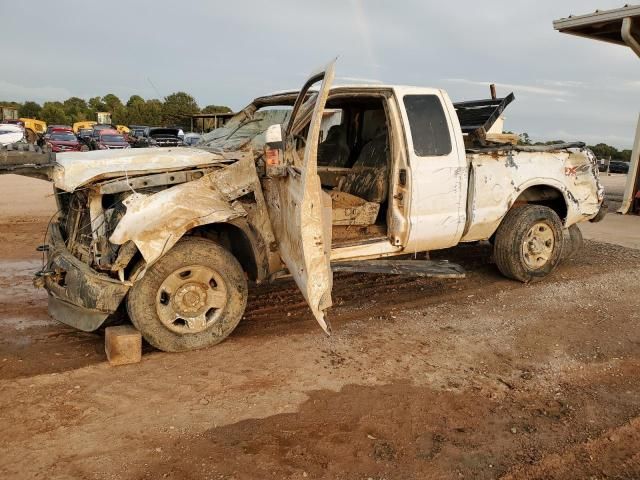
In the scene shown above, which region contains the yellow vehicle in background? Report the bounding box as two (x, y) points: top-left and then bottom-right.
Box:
(95, 113), (129, 133)
(73, 121), (96, 133)
(20, 118), (47, 143)
(73, 117), (128, 136)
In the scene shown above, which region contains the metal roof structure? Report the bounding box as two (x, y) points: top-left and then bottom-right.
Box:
(554, 4), (640, 214)
(553, 4), (640, 47)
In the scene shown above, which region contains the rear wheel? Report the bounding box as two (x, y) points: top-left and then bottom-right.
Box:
(493, 205), (564, 283)
(562, 224), (583, 259)
(127, 237), (248, 352)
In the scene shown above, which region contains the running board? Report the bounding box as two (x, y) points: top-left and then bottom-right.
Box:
(331, 259), (466, 279)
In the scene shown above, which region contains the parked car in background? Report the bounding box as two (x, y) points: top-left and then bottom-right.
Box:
(90, 129), (130, 150)
(46, 125), (72, 135)
(126, 125), (147, 146)
(0, 124), (24, 145)
(77, 128), (94, 148)
(128, 125), (148, 137)
(46, 130), (82, 152)
(183, 132), (202, 146)
(44, 125), (73, 141)
(88, 126), (115, 148)
(4, 119), (25, 128)
(133, 127), (183, 148)
(609, 160), (630, 174)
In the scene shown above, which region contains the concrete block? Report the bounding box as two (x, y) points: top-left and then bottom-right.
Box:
(105, 325), (142, 366)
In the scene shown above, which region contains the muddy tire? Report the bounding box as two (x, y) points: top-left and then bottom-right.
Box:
(127, 237), (248, 352)
(493, 204), (564, 283)
(562, 224), (583, 260)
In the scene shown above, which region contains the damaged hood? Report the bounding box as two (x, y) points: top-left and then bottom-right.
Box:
(52, 147), (225, 192)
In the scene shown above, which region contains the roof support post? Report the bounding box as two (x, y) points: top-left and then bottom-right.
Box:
(618, 113), (640, 214)
(621, 17), (640, 58)
(618, 17), (640, 214)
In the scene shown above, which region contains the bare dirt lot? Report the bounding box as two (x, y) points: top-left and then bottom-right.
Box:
(1, 175), (639, 479)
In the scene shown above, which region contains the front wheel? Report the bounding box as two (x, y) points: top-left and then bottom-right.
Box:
(127, 237), (248, 352)
(493, 205), (564, 283)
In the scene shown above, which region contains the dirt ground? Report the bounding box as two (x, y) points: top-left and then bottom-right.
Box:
(580, 174), (640, 249)
(1, 175), (639, 480)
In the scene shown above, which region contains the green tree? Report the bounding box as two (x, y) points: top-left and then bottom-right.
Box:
(201, 104), (232, 114)
(619, 149), (632, 162)
(588, 143), (619, 160)
(88, 96), (107, 112)
(126, 95), (145, 108)
(126, 95), (146, 125)
(63, 97), (90, 123)
(18, 101), (42, 119)
(141, 99), (163, 126)
(102, 94), (123, 111)
(99, 94), (127, 124)
(0, 101), (20, 108)
(518, 132), (531, 145)
(162, 92), (199, 129)
(41, 102), (69, 125)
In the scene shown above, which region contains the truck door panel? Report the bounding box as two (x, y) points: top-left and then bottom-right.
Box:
(263, 61), (335, 333)
(395, 88), (467, 251)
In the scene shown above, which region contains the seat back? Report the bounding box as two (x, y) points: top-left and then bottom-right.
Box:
(338, 133), (389, 203)
(318, 125), (350, 167)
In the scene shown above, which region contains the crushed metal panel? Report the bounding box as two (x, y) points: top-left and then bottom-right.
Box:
(110, 157), (260, 266)
(52, 148), (225, 192)
(461, 147), (603, 242)
(43, 223), (130, 332)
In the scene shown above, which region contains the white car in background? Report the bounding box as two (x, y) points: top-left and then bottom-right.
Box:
(0, 124), (24, 145)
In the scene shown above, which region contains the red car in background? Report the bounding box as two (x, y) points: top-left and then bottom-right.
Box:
(90, 129), (130, 150)
(44, 125), (73, 139)
(46, 130), (83, 152)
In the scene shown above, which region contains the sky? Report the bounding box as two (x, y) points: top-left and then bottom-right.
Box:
(1, 0), (639, 148)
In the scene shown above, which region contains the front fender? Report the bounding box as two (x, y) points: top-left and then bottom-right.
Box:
(110, 157), (258, 266)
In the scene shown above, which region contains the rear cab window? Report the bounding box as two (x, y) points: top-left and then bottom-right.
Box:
(403, 95), (452, 156)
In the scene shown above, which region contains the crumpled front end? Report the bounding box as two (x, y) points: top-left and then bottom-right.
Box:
(109, 155), (260, 267)
(35, 153), (269, 332)
(37, 222), (131, 332)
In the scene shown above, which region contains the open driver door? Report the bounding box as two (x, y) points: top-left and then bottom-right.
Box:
(263, 61), (335, 333)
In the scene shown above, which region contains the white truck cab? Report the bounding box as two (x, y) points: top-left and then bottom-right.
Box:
(0, 61), (605, 352)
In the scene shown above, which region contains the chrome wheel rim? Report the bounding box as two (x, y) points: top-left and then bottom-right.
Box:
(156, 265), (228, 334)
(522, 222), (555, 269)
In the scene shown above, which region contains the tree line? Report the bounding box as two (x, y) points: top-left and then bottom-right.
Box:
(515, 132), (632, 162)
(1, 93), (232, 131)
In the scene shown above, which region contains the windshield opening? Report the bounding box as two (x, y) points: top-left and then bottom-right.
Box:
(200, 105), (293, 152)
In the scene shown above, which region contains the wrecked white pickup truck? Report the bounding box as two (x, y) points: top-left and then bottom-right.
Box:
(0, 62), (605, 352)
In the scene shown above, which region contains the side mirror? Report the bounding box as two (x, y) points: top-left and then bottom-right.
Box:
(264, 124), (287, 177)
